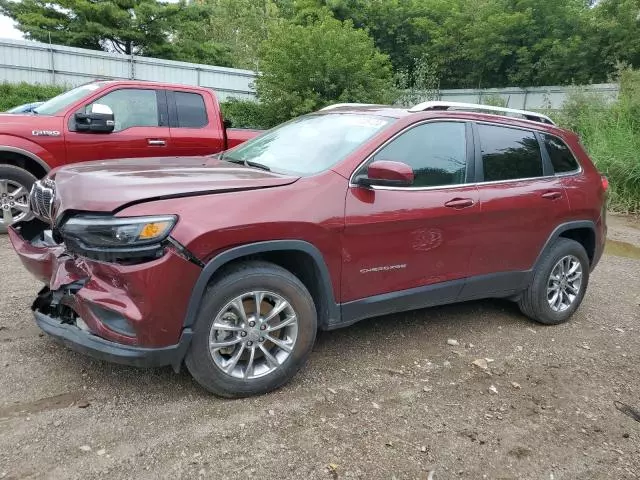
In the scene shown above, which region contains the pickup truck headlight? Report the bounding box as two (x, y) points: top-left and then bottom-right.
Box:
(60, 215), (177, 261)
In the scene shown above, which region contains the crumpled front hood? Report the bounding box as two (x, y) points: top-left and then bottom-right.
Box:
(49, 156), (299, 216)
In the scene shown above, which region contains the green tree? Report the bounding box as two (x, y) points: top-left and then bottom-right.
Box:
(0, 0), (231, 66)
(591, 0), (640, 73)
(0, 0), (181, 54)
(148, 2), (233, 66)
(192, 0), (282, 70)
(255, 11), (395, 124)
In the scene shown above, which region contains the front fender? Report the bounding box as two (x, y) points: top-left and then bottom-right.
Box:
(181, 240), (341, 330)
(0, 134), (55, 171)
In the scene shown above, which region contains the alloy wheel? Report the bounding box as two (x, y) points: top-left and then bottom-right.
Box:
(0, 179), (30, 227)
(547, 255), (583, 312)
(208, 290), (299, 380)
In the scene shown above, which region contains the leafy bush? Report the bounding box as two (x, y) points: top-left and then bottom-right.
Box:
(220, 99), (276, 129)
(255, 11), (395, 125)
(0, 82), (64, 112)
(556, 70), (640, 213)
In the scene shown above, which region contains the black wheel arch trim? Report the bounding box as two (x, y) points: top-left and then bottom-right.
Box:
(0, 146), (50, 173)
(182, 240), (341, 330)
(532, 220), (597, 270)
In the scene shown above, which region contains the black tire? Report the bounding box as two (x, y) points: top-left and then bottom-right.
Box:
(185, 261), (317, 398)
(0, 165), (37, 234)
(518, 238), (590, 325)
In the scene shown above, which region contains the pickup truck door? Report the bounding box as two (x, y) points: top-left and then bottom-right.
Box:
(64, 87), (171, 162)
(166, 90), (226, 157)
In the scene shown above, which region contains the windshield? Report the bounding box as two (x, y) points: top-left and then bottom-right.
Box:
(223, 113), (393, 175)
(34, 82), (106, 115)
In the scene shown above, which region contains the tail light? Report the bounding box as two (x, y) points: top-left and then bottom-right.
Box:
(601, 175), (609, 191)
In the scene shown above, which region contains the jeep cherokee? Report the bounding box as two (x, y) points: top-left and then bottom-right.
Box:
(8, 101), (608, 398)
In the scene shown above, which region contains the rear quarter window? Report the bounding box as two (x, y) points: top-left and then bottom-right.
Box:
(542, 134), (580, 173)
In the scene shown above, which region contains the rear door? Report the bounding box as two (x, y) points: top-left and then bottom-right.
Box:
(167, 90), (226, 156)
(468, 123), (571, 278)
(65, 87), (171, 162)
(342, 120), (480, 303)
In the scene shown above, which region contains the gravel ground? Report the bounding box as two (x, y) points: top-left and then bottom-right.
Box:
(0, 215), (639, 480)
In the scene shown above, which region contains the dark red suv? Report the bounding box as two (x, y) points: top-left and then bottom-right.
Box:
(9, 101), (607, 397)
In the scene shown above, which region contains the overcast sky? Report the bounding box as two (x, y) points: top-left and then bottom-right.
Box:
(0, 15), (22, 40)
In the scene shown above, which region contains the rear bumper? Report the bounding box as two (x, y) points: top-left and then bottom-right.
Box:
(35, 310), (193, 371)
(591, 212), (607, 271)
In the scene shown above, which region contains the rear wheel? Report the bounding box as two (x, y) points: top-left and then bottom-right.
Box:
(518, 238), (590, 325)
(185, 261), (317, 398)
(0, 165), (35, 233)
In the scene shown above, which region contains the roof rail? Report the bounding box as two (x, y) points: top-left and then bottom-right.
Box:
(320, 103), (382, 111)
(409, 100), (555, 125)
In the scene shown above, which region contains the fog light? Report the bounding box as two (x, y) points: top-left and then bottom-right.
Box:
(90, 305), (136, 337)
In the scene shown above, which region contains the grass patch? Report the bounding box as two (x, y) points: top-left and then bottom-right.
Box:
(554, 70), (640, 213)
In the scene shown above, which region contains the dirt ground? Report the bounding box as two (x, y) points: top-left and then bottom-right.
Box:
(0, 215), (639, 480)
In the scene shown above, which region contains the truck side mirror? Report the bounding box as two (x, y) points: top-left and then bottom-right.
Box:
(75, 103), (115, 133)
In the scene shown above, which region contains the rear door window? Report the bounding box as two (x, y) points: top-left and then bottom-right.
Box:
(542, 134), (580, 173)
(478, 124), (543, 181)
(174, 91), (208, 128)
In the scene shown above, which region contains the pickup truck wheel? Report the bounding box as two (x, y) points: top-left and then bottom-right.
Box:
(185, 261), (317, 398)
(518, 238), (590, 325)
(0, 165), (35, 234)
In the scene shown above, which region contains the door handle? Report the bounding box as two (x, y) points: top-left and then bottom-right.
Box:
(147, 139), (166, 146)
(541, 191), (562, 200)
(444, 198), (475, 209)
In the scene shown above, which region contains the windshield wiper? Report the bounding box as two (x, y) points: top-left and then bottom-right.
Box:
(224, 158), (271, 172)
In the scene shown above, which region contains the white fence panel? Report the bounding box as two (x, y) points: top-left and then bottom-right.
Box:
(436, 84), (619, 110)
(0, 37), (257, 100)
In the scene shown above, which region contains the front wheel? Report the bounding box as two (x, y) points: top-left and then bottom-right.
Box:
(185, 261), (317, 398)
(518, 238), (590, 325)
(0, 165), (36, 234)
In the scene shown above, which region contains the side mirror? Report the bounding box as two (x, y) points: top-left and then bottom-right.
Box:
(356, 160), (414, 187)
(75, 103), (115, 133)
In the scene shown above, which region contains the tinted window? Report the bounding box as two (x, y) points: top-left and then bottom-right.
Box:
(543, 134), (579, 173)
(372, 122), (467, 187)
(478, 125), (543, 181)
(85, 89), (158, 132)
(175, 92), (207, 128)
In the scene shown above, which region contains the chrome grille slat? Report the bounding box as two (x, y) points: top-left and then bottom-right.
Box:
(29, 180), (55, 222)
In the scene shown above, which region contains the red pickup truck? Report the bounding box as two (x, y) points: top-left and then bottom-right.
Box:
(0, 80), (260, 232)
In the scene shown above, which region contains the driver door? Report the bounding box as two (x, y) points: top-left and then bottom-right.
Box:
(65, 87), (170, 163)
(341, 121), (480, 304)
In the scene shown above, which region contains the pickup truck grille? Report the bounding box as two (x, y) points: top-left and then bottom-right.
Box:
(30, 179), (55, 222)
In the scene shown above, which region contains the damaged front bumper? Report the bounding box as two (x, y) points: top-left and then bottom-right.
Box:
(34, 308), (192, 370)
(8, 220), (202, 371)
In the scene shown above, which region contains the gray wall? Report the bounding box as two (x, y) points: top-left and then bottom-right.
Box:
(0, 38), (257, 101)
(435, 84), (619, 110)
(0, 37), (620, 109)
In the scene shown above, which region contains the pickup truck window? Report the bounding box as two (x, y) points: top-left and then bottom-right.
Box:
(34, 82), (106, 115)
(223, 113), (393, 176)
(174, 91), (208, 128)
(85, 89), (159, 132)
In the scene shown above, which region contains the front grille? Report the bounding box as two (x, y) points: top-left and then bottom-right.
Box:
(30, 179), (55, 222)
